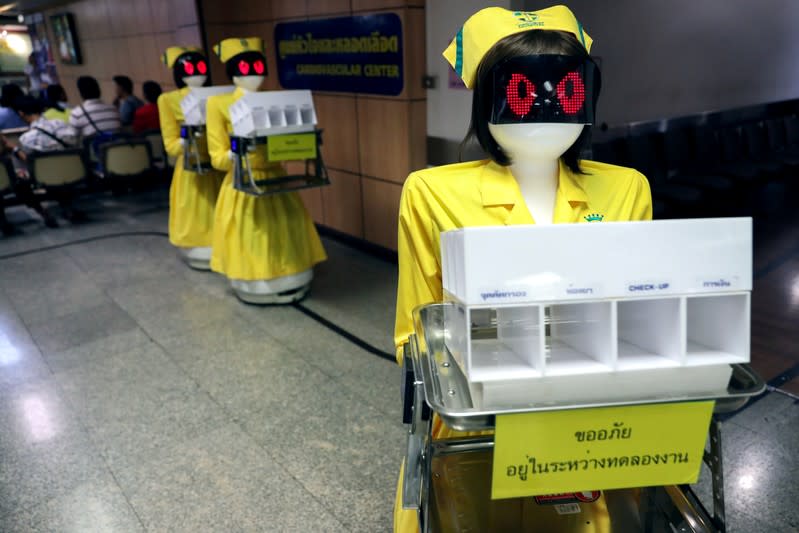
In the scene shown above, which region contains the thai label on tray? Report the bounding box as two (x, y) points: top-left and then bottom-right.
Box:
(267, 133), (317, 162)
(534, 491), (601, 505)
(554, 503), (581, 515)
(492, 401), (714, 500)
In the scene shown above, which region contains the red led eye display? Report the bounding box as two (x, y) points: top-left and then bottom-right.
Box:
(253, 60), (265, 75)
(183, 61), (194, 75)
(197, 60), (207, 75)
(556, 71), (586, 115)
(506, 73), (536, 117)
(238, 60), (250, 75)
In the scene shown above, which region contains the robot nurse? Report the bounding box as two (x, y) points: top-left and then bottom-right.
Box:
(205, 38), (327, 304)
(158, 46), (226, 270)
(393, 6), (652, 532)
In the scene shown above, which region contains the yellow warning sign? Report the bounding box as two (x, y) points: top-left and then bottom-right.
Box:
(267, 132), (317, 162)
(492, 401), (714, 500)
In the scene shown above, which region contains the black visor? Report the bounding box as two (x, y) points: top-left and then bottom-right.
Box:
(174, 52), (209, 85)
(226, 51), (268, 80)
(489, 55), (601, 125)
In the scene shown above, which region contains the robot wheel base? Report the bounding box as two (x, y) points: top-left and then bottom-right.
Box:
(180, 247), (213, 271)
(233, 284), (310, 305)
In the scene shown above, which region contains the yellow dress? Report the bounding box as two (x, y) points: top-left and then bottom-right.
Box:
(393, 158), (653, 532)
(158, 88), (225, 248)
(205, 88), (326, 280)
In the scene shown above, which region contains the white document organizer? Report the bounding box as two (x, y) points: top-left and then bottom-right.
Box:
(180, 85), (235, 125)
(440, 218), (752, 406)
(228, 90), (317, 137)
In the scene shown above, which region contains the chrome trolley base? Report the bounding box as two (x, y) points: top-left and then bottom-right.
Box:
(230, 130), (331, 197)
(401, 303), (765, 533)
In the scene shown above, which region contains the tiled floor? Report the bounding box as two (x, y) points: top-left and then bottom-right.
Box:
(0, 188), (797, 532)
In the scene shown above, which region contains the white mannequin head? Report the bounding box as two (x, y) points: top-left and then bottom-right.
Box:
(184, 75), (207, 88)
(488, 123), (583, 163)
(232, 75), (264, 92)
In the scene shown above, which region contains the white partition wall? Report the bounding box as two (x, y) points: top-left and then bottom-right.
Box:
(547, 302), (614, 376)
(617, 298), (683, 370)
(441, 219), (752, 406)
(229, 90), (317, 137)
(686, 293), (751, 366)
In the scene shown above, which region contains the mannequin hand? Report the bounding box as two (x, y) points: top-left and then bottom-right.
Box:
(179, 138), (186, 147)
(227, 150), (235, 161)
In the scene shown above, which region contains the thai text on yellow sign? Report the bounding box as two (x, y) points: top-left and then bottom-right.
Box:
(267, 133), (317, 162)
(492, 401), (714, 500)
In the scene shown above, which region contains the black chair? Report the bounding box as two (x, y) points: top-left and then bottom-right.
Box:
(783, 115), (799, 149)
(82, 131), (131, 178)
(0, 157), (15, 233)
(27, 148), (91, 222)
(742, 122), (794, 175)
(765, 118), (799, 165)
(620, 132), (704, 217)
(138, 128), (166, 169)
(662, 126), (735, 215)
(99, 139), (154, 193)
(718, 127), (767, 176)
(691, 126), (759, 186)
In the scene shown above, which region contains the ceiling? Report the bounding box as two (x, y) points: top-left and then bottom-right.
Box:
(0, 0), (72, 15)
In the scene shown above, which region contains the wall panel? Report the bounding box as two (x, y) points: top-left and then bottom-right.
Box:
(46, 0), (199, 102)
(196, 0), (426, 251)
(362, 178), (403, 250)
(322, 170), (364, 238)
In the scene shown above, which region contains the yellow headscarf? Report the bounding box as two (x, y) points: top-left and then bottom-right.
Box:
(162, 46), (202, 68)
(213, 37), (265, 63)
(444, 5), (593, 89)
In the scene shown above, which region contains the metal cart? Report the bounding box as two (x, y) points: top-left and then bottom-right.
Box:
(180, 124), (215, 174)
(401, 303), (765, 533)
(230, 129), (330, 197)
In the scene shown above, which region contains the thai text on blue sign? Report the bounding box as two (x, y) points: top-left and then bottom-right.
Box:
(274, 14), (403, 96)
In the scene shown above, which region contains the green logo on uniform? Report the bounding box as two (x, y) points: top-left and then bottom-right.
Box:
(584, 213), (604, 222)
(513, 11), (544, 28)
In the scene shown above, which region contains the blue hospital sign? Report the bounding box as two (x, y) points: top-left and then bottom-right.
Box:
(274, 14), (404, 96)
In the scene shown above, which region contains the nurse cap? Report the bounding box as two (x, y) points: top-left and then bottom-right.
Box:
(213, 37), (265, 63)
(161, 46), (202, 68)
(443, 5), (593, 89)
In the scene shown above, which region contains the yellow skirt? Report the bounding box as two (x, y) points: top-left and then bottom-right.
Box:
(210, 170), (327, 280)
(168, 161), (225, 248)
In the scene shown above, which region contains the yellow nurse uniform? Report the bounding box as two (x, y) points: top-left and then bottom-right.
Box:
(205, 87), (327, 280)
(392, 158), (653, 532)
(159, 87), (225, 248)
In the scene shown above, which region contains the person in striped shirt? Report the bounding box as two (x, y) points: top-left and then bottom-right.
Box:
(16, 95), (79, 154)
(68, 76), (121, 138)
(3, 95), (84, 225)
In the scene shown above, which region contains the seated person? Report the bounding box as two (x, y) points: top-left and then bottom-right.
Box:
(6, 95), (83, 224)
(17, 95), (78, 152)
(113, 75), (143, 126)
(69, 76), (121, 137)
(132, 81), (162, 133)
(1, 133), (58, 228)
(43, 83), (71, 123)
(0, 84), (27, 130)
(0, 145), (14, 235)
